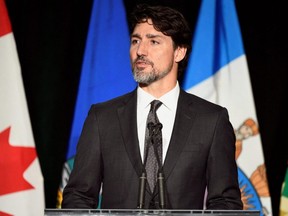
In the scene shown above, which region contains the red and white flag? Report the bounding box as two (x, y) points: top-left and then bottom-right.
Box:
(0, 0), (45, 215)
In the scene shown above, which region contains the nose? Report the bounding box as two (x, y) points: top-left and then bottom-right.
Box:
(136, 41), (148, 56)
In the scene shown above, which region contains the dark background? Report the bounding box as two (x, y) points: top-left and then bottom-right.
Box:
(5, 0), (288, 216)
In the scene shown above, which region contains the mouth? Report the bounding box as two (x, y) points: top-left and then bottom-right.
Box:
(134, 58), (153, 69)
(135, 60), (149, 67)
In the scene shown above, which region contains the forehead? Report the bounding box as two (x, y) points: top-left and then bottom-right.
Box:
(131, 19), (165, 37)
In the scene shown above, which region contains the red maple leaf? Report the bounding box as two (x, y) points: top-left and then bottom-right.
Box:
(0, 127), (36, 195)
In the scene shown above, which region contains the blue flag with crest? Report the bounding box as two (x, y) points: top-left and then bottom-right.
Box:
(182, 0), (272, 215)
(57, 0), (136, 207)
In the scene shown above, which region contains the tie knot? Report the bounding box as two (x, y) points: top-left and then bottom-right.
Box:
(150, 100), (162, 113)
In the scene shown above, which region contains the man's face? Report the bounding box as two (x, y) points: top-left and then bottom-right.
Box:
(130, 19), (176, 85)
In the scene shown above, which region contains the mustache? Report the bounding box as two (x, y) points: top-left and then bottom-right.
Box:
(133, 56), (154, 66)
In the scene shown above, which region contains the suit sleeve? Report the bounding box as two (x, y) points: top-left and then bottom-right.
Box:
(205, 108), (243, 210)
(62, 105), (102, 209)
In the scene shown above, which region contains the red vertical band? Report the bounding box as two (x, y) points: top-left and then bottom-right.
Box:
(0, 0), (12, 37)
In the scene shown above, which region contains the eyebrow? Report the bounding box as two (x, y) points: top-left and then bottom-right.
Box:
(131, 33), (164, 39)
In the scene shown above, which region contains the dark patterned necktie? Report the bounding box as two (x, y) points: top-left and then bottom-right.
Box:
(144, 100), (163, 192)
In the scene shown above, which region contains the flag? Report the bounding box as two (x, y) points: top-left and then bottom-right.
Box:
(181, 0), (272, 215)
(57, 0), (137, 207)
(0, 0), (45, 215)
(280, 164), (288, 216)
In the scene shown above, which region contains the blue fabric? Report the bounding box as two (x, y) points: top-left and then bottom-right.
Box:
(66, 0), (137, 159)
(182, 0), (244, 90)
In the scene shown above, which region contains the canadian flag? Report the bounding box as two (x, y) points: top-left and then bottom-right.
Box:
(0, 0), (45, 215)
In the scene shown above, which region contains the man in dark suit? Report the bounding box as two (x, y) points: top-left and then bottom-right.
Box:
(62, 4), (243, 210)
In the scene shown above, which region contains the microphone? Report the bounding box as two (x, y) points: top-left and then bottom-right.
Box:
(148, 122), (163, 138)
(137, 171), (147, 209)
(148, 122), (166, 209)
(158, 172), (165, 209)
(147, 122), (155, 135)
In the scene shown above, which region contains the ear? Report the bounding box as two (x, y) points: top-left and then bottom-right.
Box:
(174, 46), (187, 63)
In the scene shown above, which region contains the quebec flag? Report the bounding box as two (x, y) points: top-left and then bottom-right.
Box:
(57, 0), (136, 207)
(182, 0), (272, 215)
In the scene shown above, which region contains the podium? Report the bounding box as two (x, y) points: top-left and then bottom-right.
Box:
(44, 209), (260, 216)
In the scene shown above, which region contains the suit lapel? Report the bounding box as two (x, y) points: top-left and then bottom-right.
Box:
(117, 90), (143, 177)
(117, 89), (197, 196)
(163, 90), (197, 179)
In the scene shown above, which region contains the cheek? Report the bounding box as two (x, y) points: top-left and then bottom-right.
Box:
(129, 50), (136, 62)
(157, 51), (174, 64)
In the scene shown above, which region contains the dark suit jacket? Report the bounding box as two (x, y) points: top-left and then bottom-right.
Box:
(62, 89), (243, 210)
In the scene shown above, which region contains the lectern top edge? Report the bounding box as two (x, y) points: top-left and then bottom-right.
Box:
(45, 209), (261, 216)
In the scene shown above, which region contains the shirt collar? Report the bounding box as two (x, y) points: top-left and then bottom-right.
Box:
(137, 82), (180, 111)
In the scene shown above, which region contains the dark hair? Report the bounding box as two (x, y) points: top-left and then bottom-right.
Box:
(128, 4), (192, 76)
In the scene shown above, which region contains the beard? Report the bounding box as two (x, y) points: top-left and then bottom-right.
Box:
(132, 56), (173, 85)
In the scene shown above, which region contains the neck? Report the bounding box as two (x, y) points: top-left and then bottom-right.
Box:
(140, 79), (177, 98)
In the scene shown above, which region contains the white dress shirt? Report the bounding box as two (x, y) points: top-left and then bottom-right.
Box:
(137, 82), (180, 164)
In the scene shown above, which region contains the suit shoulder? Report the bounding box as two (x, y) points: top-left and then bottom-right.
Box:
(90, 90), (136, 112)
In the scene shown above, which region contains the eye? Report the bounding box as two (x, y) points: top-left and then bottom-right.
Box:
(131, 39), (139, 45)
(151, 40), (159, 45)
